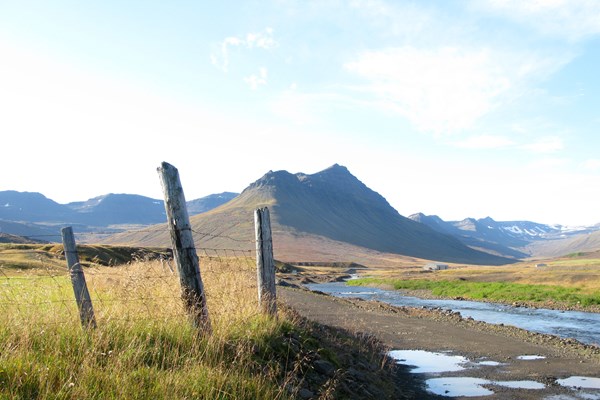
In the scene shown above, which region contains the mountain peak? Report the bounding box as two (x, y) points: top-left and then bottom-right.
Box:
(323, 163), (349, 172)
(315, 163), (351, 177)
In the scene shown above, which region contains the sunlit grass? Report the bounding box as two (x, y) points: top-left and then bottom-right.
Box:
(0, 257), (295, 399)
(348, 277), (600, 308)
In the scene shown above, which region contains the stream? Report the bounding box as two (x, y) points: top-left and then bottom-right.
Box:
(305, 281), (600, 346)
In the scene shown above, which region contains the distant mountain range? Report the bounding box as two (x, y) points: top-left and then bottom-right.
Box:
(408, 213), (600, 259)
(2, 165), (599, 263)
(0, 190), (237, 237)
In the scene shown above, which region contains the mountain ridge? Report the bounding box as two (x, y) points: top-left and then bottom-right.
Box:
(0, 190), (237, 238)
(107, 164), (512, 265)
(409, 213), (600, 259)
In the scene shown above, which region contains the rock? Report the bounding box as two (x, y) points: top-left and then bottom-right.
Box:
(299, 388), (314, 399)
(277, 279), (300, 289)
(313, 359), (335, 377)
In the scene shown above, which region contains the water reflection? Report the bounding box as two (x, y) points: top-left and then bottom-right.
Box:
(307, 281), (600, 345)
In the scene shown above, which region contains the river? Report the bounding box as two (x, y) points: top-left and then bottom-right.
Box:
(305, 281), (600, 346)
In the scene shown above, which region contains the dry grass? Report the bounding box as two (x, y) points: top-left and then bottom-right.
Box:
(0, 256), (295, 399)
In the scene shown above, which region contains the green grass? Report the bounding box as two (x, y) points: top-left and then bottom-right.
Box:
(348, 278), (600, 307)
(0, 317), (291, 399)
(0, 259), (298, 399)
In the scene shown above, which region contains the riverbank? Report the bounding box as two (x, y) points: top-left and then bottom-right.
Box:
(280, 286), (600, 399)
(279, 270), (600, 313)
(349, 279), (600, 313)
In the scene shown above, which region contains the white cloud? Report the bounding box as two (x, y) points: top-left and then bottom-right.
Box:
(211, 28), (277, 72)
(521, 136), (564, 153)
(527, 157), (569, 170)
(245, 27), (277, 49)
(344, 46), (561, 134)
(583, 159), (600, 171)
(480, 0), (600, 41)
(453, 134), (514, 149)
(244, 67), (268, 90)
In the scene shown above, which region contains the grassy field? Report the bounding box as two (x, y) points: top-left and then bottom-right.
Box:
(0, 255), (290, 399)
(0, 246), (398, 399)
(347, 254), (600, 310)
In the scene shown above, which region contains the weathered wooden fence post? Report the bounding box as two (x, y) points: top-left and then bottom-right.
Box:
(254, 207), (277, 315)
(61, 226), (97, 329)
(158, 161), (211, 333)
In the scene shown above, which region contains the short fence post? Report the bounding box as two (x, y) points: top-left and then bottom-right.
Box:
(158, 161), (211, 333)
(61, 226), (97, 329)
(254, 207), (277, 315)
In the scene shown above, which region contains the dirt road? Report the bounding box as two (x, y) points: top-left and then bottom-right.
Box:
(280, 287), (600, 399)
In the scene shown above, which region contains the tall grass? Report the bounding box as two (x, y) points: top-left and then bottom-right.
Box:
(348, 278), (600, 307)
(0, 257), (295, 399)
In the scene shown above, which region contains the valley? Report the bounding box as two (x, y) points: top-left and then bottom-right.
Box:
(1, 164), (599, 399)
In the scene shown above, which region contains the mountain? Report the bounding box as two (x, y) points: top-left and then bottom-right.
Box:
(66, 193), (166, 225)
(408, 213), (600, 259)
(0, 191), (237, 236)
(186, 192), (238, 214)
(106, 164), (512, 265)
(0, 191), (76, 223)
(525, 230), (600, 258)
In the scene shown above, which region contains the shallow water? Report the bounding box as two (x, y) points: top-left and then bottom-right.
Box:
(426, 377), (494, 397)
(387, 349), (600, 397)
(557, 376), (600, 390)
(307, 281), (600, 345)
(517, 355), (546, 360)
(387, 350), (469, 373)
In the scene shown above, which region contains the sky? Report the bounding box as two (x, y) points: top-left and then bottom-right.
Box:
(1, 0), (599, 226)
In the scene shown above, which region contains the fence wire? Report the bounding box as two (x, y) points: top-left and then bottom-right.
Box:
(0, 235), (260, 329)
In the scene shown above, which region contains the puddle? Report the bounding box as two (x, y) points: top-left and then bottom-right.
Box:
(477, 360), (502, 366)
(517, 354), (546, 360)
(557, 376), (600, 390)
(388, 350), (469, 373)
(494, 380), (546, 389)
(426, 377), (494, 397)
(426, 377), (546, 397)
(390, 349), (552, 397)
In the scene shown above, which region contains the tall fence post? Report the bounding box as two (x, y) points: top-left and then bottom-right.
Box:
(61, 226), (97, 329)
(158, 161), (211, 333)
(254, 207), (277, 315)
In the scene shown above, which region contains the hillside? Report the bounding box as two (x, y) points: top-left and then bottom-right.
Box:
(186, 192), (238, 214)
(107, 165), (511, 265)
(525, 230), (600, 258)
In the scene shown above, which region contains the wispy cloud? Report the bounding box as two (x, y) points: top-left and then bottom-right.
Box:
(244, 67), (268, 90)
(521, 136), (564, 153)
(344, 46), (562, 134)
(211, 28), (277, 72)
(479, 0), (600, 41)
(453, 134), (514, 149)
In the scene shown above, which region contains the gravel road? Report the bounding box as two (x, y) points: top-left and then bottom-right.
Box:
(280, 287), (600, 399)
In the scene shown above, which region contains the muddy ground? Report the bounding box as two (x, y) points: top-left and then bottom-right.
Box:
(279, 274), (600, 399)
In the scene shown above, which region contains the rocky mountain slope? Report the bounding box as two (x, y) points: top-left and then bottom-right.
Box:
(107, 165), (511, 265)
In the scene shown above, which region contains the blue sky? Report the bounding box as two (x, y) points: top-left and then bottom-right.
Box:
(1, 0), (599, 226)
